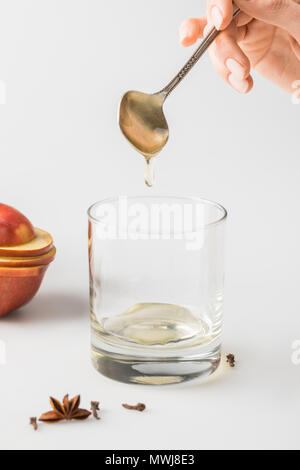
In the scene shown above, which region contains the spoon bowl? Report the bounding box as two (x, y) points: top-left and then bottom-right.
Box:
(119, 91), (169, 160)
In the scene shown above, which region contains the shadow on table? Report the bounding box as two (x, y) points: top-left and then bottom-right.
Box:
(1, 291), (88, 324)
(181, 360), (234, 390)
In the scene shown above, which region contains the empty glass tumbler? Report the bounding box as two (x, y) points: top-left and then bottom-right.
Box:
(88, 196), (227, 385)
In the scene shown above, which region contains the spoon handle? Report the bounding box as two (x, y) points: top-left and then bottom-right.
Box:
(160, 7), (240, 98)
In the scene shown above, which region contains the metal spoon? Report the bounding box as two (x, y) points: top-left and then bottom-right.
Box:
(119, 8), (240, 186)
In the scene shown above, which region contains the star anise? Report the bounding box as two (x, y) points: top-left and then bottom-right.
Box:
(39, 395), (91, 423)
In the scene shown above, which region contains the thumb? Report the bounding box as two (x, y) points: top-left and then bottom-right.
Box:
(236, 0), (300, 40)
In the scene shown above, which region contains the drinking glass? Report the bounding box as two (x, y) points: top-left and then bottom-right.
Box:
(88, 196), (227, 385)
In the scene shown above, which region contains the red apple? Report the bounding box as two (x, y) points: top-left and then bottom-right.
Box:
(0, 203), (35, 247)
(0, 265), (49, 317)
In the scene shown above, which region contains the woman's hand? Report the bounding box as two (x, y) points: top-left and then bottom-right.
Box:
(179, 0), (300, 94)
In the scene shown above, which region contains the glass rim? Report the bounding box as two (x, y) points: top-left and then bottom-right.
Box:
(88, 195), (227, 231)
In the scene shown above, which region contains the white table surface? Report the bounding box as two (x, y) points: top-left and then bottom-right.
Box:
(1, 278), (299, 450)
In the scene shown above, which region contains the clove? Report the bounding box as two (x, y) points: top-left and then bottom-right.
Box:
(30, 417), (38, 431)
(122, 403), (146, 412)
(226, 354), (236, 368)
(91, 401), (100, 420)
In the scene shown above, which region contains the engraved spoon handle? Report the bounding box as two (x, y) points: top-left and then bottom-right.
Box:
(160, 8), (241, 98)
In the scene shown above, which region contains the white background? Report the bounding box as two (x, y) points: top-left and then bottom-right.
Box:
(0, 0), (299, 450)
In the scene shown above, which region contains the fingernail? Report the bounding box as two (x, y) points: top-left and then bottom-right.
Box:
(211, 6), (223, 30)
(228, 74), (249, 93)
(203, 23), (212, 37)
(226, 58), (245, 80)
(179, 24), (189, 43)
(179, 22), (193, 46)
